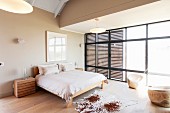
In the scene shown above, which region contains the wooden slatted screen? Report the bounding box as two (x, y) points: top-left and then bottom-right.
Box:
(97, 44), (108, 67)
(111, 30), (124, 41)
(110, 70), (123, 80)
(86, 67), (96, 72)
(86, 34), (96, 43)
(97, 32), (109, 42)
(85, 30), (124, 80)
(87, 44), (96, 66)
(86, 34), (96, 72)
(97, 69), (108, 77)
(96, 32), (109, 77)
(110, 29), (124, 80)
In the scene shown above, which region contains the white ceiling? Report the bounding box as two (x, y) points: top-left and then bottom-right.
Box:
(26, 0), (69, 16)
(61, 0), (170, 34)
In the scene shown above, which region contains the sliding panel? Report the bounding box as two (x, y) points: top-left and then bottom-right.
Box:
(110, 29), (124, 80)
(85, 33), (96, 72)
(110, 43), (123, 68)
(86, 44), (96, 66)
(96, 43), (108, 77)
(96, 44), (108, 67)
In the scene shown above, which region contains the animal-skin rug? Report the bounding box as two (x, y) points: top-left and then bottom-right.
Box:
(74, 91), (138, 113)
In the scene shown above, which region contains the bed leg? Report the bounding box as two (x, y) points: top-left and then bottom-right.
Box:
(66, 98), (73, 108)
(101, 81), (104, 90)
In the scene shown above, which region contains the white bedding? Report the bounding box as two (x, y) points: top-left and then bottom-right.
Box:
(35, 70), (106, 102)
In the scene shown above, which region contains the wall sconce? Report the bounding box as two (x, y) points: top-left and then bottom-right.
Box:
(79, 43), (84, 47)
(0, 62), (4, 67)
(17, 38), (25, 44)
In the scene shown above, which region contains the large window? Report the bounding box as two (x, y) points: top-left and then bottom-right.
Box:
(46, 31), (67, 62)
(85, 20), (170, 85)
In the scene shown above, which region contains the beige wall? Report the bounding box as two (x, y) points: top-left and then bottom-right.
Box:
(59, 0), (159, 27)
(0, 8), (84, 98)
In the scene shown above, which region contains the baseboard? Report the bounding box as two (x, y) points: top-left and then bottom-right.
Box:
(0, 91), (13, 98)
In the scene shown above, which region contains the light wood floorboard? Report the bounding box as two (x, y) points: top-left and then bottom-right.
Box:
(0, 80), (170, 113)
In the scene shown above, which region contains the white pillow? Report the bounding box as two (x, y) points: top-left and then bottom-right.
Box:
(60, 62), (75, 72)
(38, 63), (57, 74)
(43, 66), (59, 75)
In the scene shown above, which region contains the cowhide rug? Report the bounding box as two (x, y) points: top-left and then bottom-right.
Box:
(74, 91), (138, 113)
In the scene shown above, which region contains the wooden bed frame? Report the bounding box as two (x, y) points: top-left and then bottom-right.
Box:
(33, 67), (105, 107)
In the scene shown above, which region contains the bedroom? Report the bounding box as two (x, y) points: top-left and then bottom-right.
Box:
(0, 0), (170, 113)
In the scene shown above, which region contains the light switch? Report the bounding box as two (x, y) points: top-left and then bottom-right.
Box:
(0, 62), (4, 67)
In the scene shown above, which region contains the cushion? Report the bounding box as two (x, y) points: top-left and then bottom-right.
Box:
(58, 62), (75, 72)
(38, 63), (58, 75)
(42, 66), (59, 75)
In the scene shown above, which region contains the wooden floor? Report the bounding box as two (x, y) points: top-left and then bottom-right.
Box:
(0, 80), (170, 113)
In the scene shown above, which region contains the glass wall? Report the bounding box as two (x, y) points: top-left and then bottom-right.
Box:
(85, 20), (170, 85)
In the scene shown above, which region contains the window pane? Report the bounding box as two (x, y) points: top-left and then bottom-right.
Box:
(49, 38), (55, 45)
(55, 46), (62, 61)
(86, 34), (96, 43)
(148, 21), (170, 38)
(86, 44), (96, 66)
(48, 46), (55, 61)
(110, 29), (124, 41)
(97, 44), (108, 67)
(127, 25), (146, 39)
(110, 70), (124, 81)
(148, 74), (170, 86)
(61, 46), (66, 60)
(148, 39), (170, 74)
(62, 38), (66, 45)
(86, 67), (95, 72)
(110, 43), (124, 69)
(127, 41), (145, 71)
(96, 68), (108, 77)
(97, 32), (109, 42)
(47, 32), (67, 62)
(55, 38), (62, 45)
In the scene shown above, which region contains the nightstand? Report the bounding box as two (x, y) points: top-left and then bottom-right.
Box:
(75, 68), (84, 71)
(14, 77), (36, 98)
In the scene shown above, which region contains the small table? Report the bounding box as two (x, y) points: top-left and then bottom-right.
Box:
(14, 77), (36, 98)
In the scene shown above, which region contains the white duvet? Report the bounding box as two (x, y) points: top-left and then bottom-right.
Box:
(35, 70), (106, 102)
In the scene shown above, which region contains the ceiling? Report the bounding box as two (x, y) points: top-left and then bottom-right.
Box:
(61, 0), (170, 34)
(26, 0), (69, 16)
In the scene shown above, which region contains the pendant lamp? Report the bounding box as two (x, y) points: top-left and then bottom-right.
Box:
(0, 0), (33, 14)
(90, 18), (106, 33)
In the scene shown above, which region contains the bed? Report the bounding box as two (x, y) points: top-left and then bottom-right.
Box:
(33, 66), (107, 107)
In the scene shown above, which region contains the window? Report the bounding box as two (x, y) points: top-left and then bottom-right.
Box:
(46, 31), (67, 62)
(85, 20), (170, 84)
